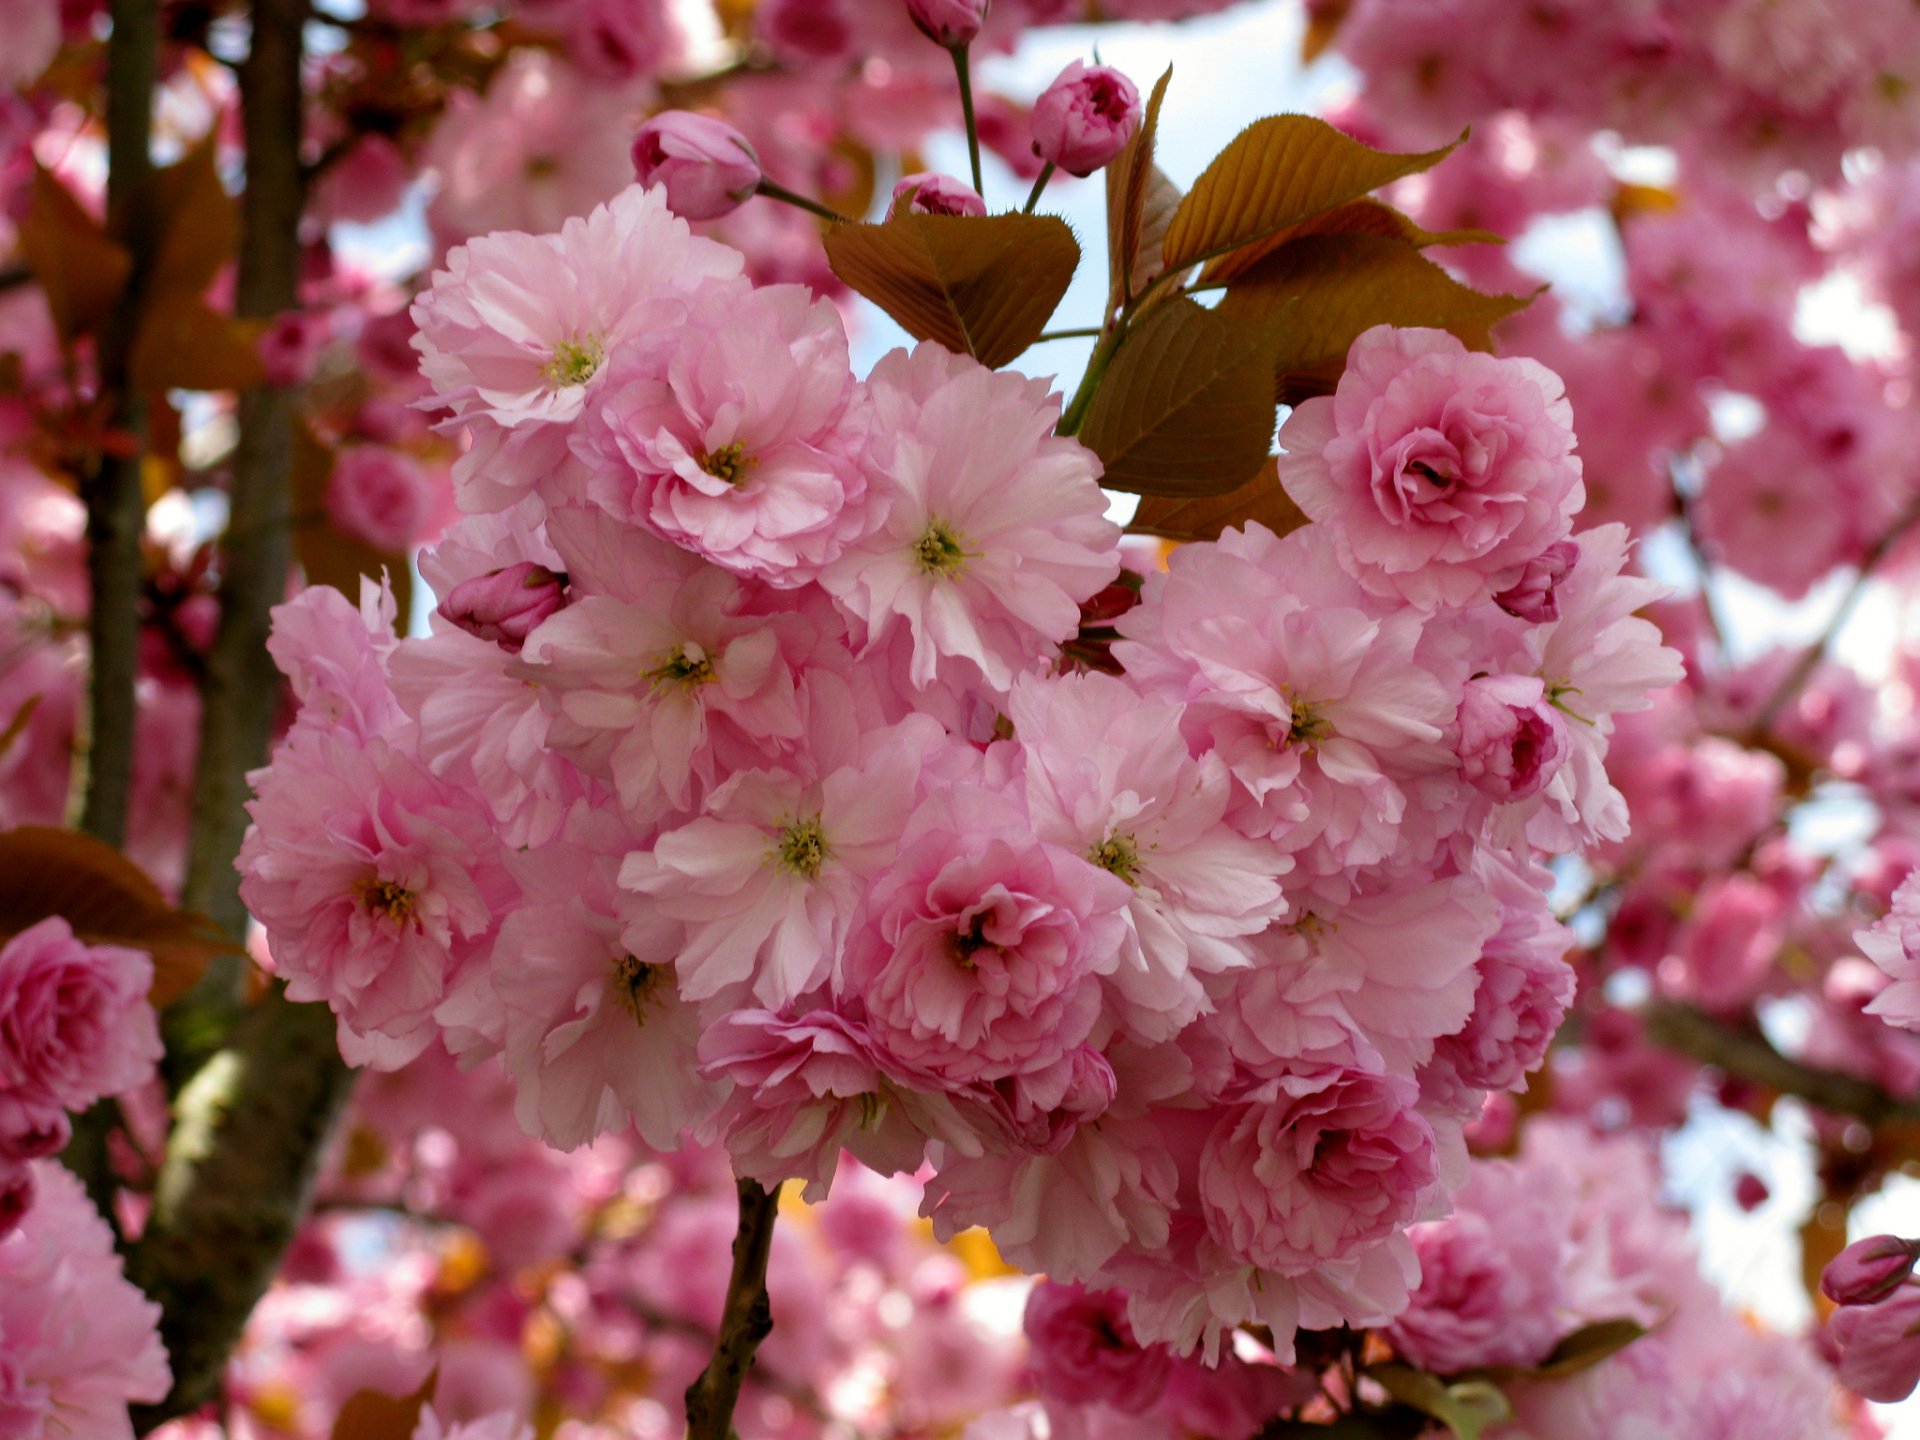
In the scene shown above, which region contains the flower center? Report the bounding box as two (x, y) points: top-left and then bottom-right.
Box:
(913, 519), (969, 576)
(1285, 697), (1329, 747)
(772, 817), (829, 879)
(698, 441), (755, 487)
(948, 913), (997, 972)
(1088, 831), (1141, 886)
(643, 642), (716, 690)
(542, 336), (605, 388)
(1407, 459), (1453, 488)
(356, 876), (417, 925)
(611, 954), (664, 1021)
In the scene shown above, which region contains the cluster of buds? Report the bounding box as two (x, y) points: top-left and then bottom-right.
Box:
(1822, 1234), (1920, 1400)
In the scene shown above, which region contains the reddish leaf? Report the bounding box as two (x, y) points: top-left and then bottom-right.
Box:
(1198, 196), (1500, 285)
(1077, 297), (1280, 497)
(148, 135), (239, 301)
(1127, 456), (1308, 543)
(1106, 65), (1174, 308)
(18, 165), (131, 343)
(1160, 115), (1462, 273)
(130, 294), (267, 393)
(824, 211), (1079, 370)
(0, 827), (242, 1007)
(331, 1368), (439, 1440)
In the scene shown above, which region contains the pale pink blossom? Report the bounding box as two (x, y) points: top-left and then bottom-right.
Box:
(1862, 871), (1920, 1031)
(0, 1163), (170, 1440)
(576, 278), (868, 584)
(326, 446), (445, 554)
(1278, 325), (1583, 609)
(820, 343), (1120, 695)
(238, 731), (509, 1070)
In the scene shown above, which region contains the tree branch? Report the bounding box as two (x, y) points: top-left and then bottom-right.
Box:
(130, 987), (357, 1429)
(80, 0), (161, 847)
(684, 1179), (782, 1440)
(1642, 999), (1920, 1126)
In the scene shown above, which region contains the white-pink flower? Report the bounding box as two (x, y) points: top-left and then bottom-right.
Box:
(820, 343), (1121, 695)
(1863, 870), (1920, 1032)
(1278, 325), (1583, 609)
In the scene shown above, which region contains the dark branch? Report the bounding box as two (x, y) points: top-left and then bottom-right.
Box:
(1642, 999), (1920, 1126)
(684, 1179), (783, 1440)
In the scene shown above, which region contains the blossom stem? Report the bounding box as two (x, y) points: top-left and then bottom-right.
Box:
(754, 178), (853, 226)
(951, 42), (984, 198)
(685, 1179), (784, 1440)
(1057, 323), (1126, 435)
(1024, 161), (1056, 213)
(1033, 326), (1104, 342)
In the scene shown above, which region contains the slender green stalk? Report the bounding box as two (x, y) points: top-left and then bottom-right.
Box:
(1057, 324), (1125, 436)
(1023, 161), (1056, 214)
(950, 42), (984, 197)
(755, 178), (852, 225)
(1033, 326), (1104, 342)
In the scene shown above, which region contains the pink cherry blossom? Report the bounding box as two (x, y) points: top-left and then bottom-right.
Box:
(1862, 870), (1920, 1030)
(629, 113), (763, 221)
(820, 343), (1120, 696)
(1278, 325), (1583, 609)
(1029, 62), (1141, 177)
(0, 917), (160, 1119)
(890, 172), (987, 216)
(1023, 1281), (1173, 1413)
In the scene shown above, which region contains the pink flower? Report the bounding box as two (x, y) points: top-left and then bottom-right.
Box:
(698, 1007), (958, 1198)
(576, 278), (869, 584)
(1030, 62), (1142, 177)
(0, 1157), (28, 1239)
(1199, 1066), (1436, 1275)
(907, 0), (989, 47)
(257, 309), (330, 387)
(1010, 671), (1291, 1039)
(0, 1093), (70, 1162)
(1823, 1235), (1920, 1307)
(0, 1162), (170, 1439)
(630, 112), (763, 221)
(1831, 1285), (1920, 1402)
(890, 172), (987, 217)
(238, 731), (508, 1070)
(1429, 878), (1574, 1095)
(1862, 871), (1920, 1031)
(436, 562), (569, 653)
(846, 783), (1130, 1090)
(1023, 1281), (1173, 1413)
(326, 446), (443, 554)
(411, 184), (741, 509)
(1278, 325), (1583, 609)
(0, 917), (160, 1118)
(1493, 539), (1579, 622)
(1455, 673), (1568, 802)
(820, 343), (1120, 696)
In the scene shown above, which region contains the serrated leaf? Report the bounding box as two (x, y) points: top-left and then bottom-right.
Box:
(331, 1367), (438, 1440)
(1127, 456), (1308, 543)
(290, 419), (414, 622)
(19, 165), (131, 343)
(0, 827), (243, 1007)
(1161, 115), (1462, 273)
(1216, 233), (1533, 405)
(1199, 197), (1500, 285)
(1107, 65), (1173, 307)
(1370, 1366), (1511, 1440)
(824, 211), (1079, 370)
(1078, 296), (1279, 497)
(1529, 1318), (1648, 1378)
(148, 135), (238, 300)
(130, 294), (267, 393)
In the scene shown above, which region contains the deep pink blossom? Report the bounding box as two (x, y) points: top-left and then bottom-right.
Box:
(891, 172), (987, 216)
(1455, 673), (1568, 801)
(1823, 1235), (1920, 1307)
(0, 917), (160, 1120)
(907, 0), (989, 47)
(436, 562), (569, 653)
(1023, 1281), (1172, 1413)
(1030, 62), (1141, 176)
(1831, 1285), (1920, 1402)
(630, 113), (763, 221)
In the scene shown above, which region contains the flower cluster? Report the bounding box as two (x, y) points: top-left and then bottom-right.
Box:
(237, 178), (1679, 1364)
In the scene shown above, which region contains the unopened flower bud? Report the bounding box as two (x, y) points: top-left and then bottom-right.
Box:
(890, 172), (987, 218)
(1832, 1285), (1920, 1402)
(1493, 540), (1579, 622)
(437, 562), (569, 653)
(631, 112), (763, 221)
(907, 0), (989, 47)
(1030, 61), (1141, 177)
(1455, 673), (1568, 802)
(1823, 1235), (1920, 1307)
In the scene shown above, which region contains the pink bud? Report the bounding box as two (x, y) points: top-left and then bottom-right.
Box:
(257, 309), (329, 387)
(1455, 673), (1568, 802)
(631, 112), (763, 221)
(1832, 1285), (1920, 1402)
(1030, 61), (1141, 178)
(1493, 540), (1579, 622)
(890, 171), (987, 218)
(1823, 1235), (1920, 1307)
(906, 0), (989, 47)
(437, 563), (569, 653)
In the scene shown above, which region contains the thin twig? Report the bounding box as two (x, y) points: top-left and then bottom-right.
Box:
(684, 1179), (782, 1440)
